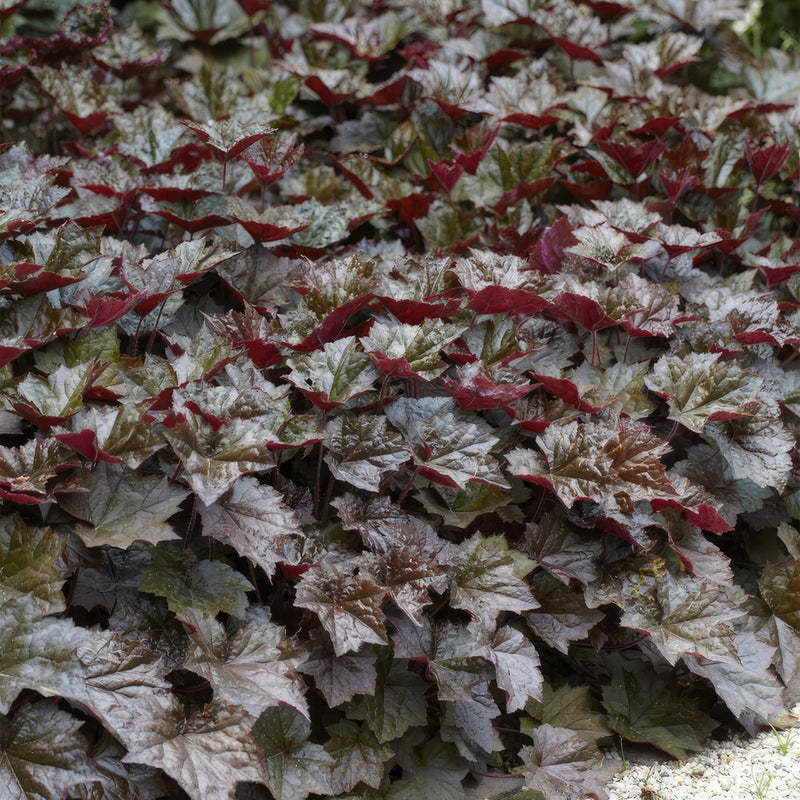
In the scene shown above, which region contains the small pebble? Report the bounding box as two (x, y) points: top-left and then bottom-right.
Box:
(604, 704), (800, 800)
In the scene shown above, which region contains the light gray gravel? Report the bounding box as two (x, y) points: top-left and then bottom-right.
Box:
(605, 713), (800, 800)
(467, 708), (800, 800)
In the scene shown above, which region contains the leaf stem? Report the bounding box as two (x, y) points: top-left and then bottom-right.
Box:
(184, 494), (198, 550)
(314, 414), (327, 519)
(397, 465), (420, 506)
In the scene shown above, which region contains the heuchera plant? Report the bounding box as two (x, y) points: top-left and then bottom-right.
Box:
(0, 1), (799, 799)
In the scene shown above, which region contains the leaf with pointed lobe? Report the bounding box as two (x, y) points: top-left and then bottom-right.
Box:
(201, 477), (303, 578)
(299, 629), (377, 708)
(0, 701), (97, 800)
(440, 682), (502, 761)
(9, 363), (98, 429)
(31, 64), (122, 132)
(602, 662), (717, 759)
(518, 724), (607, 800)
(620, 571), (744, 666)
(618, 273), (681, 337)
(324, 415), (409, 492)
(59, 463), (188, 549)
(295, 563), (388, 656)
(450, 251), (550, 315)
(124, 700), (262, 800)
(524, 574), (604, 654)
(448, 534), (537, 624)
(523, 512), (602, 586)
(360, 319), (464, 380)
(139, 543), (253, 618)
(285, 337), (379, 411)
(332, 494), (447, 561)
(162, 413), (278, 507)
(358, 547), (446, 624)
(664, 511), (734, 586)
(223, 198), (310, 243)
(443, 362), (533, 411)
(0, 516), (64, 614)
(385, 397), (509, 490)
(704, 397), (794, 493)
(651, 361), (759, 439)
(490, 626), (543, 713)
(391, 614), (493, 702)
(523, 683), (610, 744)
(683, 630), (787, 732)
(243, 136), (304, 184)
(53, 405), (164, 469)
(0, 438), (73, 503)
(759, 559), (800, 631)
(180, 608), (308, 719)
(251, 705), (333, 800)
(74, 631), (181, 753)
(745, 140), (792, 187)
(507, 417), (676, 517)
(94, 23), (171, 78)
(415, 479), (529, 529)
(325, 720), (391, 794)
(180, 115), (275, 161)
(123, 238), (237, 315)
(387, 739), (468, 800)
(343, 654), (429, 744)
(0, 597), (90, 713)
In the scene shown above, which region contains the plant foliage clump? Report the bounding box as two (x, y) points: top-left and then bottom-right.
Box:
(0, 1), (799, 799)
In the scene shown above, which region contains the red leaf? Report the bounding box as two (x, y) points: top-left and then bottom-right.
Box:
(550, 292), (617, 331)
(549, 36), (603, 62)
(428, 159), (464, 193)
(595, 140), (666, 180)
(444, 373), (532, 410)
(745, 140), (792, 187)
(466, 286), (550, 316)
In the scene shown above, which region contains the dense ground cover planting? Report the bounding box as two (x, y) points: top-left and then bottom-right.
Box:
(1, 1), (800, 798)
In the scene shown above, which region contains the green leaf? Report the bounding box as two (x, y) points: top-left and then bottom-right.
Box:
(490, 626), (543, 713)
(343, 654), (428, 744)
(325, 720), (391, 794)
(524, 574), (604, 655)
(704, 397), (794, 493)
(124, 700), (263, 800)
(59, 463), (188, 549)
(10, 363), (97, 425)
(0, 701), (96, 800)
(181, 608), (308, 719)
(448, 534), (537, 624)
(201, 477), (303, 578)
(360, 319), (464, 381)
(0, 515), (64, 614)
(391, 615), (493, 702)
(139, 543), (253, 618)
(74, 632), (181, 753)
(299, 629), (377, 708)
(620, 571), (744, 665)
(387, 739), (467, 800)
(55, 405), (165, 468)
(286, 337), (379, 410)
(358, 546), (445, 625)
(294, 563), (388, 656)
(251, 706), (334, 800)
(760, 559), (800, 631)
(324, 415), (409, 492)
(518, 725), (606, 800)
(644, 353), (762, 434)
(0, 597), (89, 713)
(385, 398), (509, 490)
(602, 662), (717, 759)
(523, 683), (610, 744)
